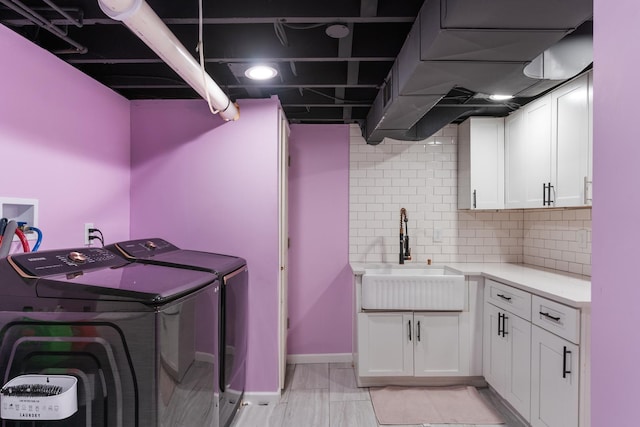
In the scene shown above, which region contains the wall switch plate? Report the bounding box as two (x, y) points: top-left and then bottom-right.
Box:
(577, 229), (588, 249)
(434, 228), (443, 243)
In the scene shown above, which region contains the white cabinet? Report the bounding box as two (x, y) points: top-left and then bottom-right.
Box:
(531, 325), (579, 427)
(358, 311), (469, 378)
(587, 70), (593, 205)
(523, 95), (553, 208)
(483, 280), (588, 427)
(458, 117), (505, 209)
(357, 312), (413, 377)
(505, 95), (553, 209)
(504, 71), (593, 208)
(414, 313), (468, 376)
(483, 301), (531, 421)
(552, 73), (590, 207)
(505, 110), (527, 208)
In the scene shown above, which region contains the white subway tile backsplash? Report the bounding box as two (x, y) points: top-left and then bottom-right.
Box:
(348, 124), (591, 276)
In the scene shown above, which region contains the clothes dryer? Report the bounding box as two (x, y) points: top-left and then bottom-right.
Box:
(107, 239), (247, 427)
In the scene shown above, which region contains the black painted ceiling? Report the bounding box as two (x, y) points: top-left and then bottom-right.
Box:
(0, 0), (424, 124)
(0, 0), (592, 129)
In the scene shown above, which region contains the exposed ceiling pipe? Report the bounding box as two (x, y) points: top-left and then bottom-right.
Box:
(98, 0), (240, 121)
(0, 0), (87, 53)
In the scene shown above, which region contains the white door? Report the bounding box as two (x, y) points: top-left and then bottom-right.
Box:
(523, 95), (553, 208)
(483, 303), (508, 392)
(504, 311), (532, 422)
(414, 312), (467, 376)
(470, 118), (505, 209)
(504, 111), (527, 208)
(278, 108), (290, 390)
(552, 74), (589, 207)
(531, 325), (579, 427)
(357, 312), (413, 377)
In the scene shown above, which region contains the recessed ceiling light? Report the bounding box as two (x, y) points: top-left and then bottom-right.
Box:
(489, 94), (514, 101)
(245, 65), (278, 80)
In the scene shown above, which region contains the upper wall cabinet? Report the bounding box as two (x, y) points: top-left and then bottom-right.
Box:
(552, 73), (591, 207)
(504, 71), (592, 209)
(458, 117), (505, 210)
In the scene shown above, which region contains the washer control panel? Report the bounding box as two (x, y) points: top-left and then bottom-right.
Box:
(9, 247), (124, 277)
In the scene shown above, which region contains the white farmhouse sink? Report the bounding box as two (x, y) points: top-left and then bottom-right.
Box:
(361, 267), (465, 310)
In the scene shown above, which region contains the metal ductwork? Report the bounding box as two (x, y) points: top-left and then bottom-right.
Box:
(365, 0), (593, 144)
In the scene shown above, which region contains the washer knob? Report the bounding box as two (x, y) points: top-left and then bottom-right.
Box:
(68, 251), (87, 263)
(145, 241), (157, 250)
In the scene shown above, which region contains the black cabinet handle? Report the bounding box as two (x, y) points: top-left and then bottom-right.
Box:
(563, 346), (572, 378)
(501, 314), (508, 337)
(417, 321), (421, 342)
(543, 182), (555, 206)
(498, 312), (508, 337)
(473, 190), (477, 209)
(497, 293), (512, 301)
(408, 320), (412, 341)
(540, 311), (561, 322)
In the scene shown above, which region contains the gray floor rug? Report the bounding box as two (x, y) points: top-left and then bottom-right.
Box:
(370, 385), (504, 425)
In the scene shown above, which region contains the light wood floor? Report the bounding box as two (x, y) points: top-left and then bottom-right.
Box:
(230, 363), (529, 427)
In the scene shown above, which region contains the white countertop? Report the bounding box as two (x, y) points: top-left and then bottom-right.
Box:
(350, 262), (591, 308)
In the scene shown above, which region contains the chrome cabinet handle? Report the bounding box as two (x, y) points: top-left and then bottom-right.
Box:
(584, 176), (593, 205)
(408, 320), (412, 341)
(417, 321), (421, 342)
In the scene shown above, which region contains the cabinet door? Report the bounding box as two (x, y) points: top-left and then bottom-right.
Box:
(483, 303), (508, 392)
(587, 70), (593, 205)
(357, 312), (413, 377)
(552, 74), (589, 207)
(504, 311), (532, 422)
(523, 95), (553, 208)
(504, 111), (527, 208)
(531, 325), (579, 427)
(470, 118), (505, 209)
(458, 118), (504, 210)
(414, 312), (468, 376)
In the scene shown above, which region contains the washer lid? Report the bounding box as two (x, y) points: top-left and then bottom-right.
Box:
(9, 248), (217, 305)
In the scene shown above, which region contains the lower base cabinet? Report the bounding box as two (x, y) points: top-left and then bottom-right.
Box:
(483, 302), (531, 421)
(357, 312), (469, 378)
(531, 325), (580, 427)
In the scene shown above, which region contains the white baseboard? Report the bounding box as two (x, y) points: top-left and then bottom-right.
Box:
(242, 391), (281, 405)
(286, 353), (353, 365)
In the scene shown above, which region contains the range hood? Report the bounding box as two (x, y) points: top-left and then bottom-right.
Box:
(365, 0), (593, 144)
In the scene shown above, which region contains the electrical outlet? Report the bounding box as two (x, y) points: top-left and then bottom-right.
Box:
(84, 223), (94, 245)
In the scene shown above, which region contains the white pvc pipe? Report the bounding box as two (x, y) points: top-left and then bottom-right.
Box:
(98, 0), (240, 121)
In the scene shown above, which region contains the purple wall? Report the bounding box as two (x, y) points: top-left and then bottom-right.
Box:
(591, 1), (640, 424)
(129, 98), (281, 392)
(0, 24), (131, 249)
(287, 124), (351, 355)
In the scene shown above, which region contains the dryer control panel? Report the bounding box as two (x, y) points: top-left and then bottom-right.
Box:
(9, 247), (124, 278)
(111, 238), (179, 259)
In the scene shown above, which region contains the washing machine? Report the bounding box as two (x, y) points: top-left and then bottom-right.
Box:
(0, 246), (220, 427)
(106, 239), (247, 427)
